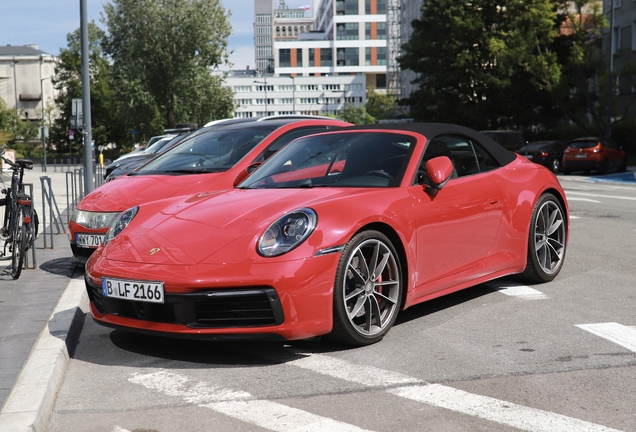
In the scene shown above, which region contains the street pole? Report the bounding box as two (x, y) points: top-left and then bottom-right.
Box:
(11, 61), (19, 118)
(80, 0), (94, 193)
(40, 77), (50, 172)
(291, 76), (296, 114)
(254, 78), (268, 116)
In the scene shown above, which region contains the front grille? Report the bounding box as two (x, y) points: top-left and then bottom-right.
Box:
(71, 243), (95, 258)
(85, 276), (284, 328)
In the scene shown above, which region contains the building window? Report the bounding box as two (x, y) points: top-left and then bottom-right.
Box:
(279, 49), (291, 67)
(336, 0), (358, 15)
(337, 22), (359, 40)
(256, 25), (271, 34)
(337, 47), (359, 66)
(613, 27), (621, 54)
(257, 46), (272, 57)
(300, 84), (319, 91)
(377, 46), (386, 65)
(321, 48), (333, 66)
(322, 84), (341, 91)
(376, 74), (387, 89)
(256, 14), (271, 24)
(309, 48), (316, 66)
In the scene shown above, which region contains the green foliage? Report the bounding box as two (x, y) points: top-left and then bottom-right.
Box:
(399, 0), (561, 130)
(52, 22), (126, 155)
(365, 90), (395, 120)
(338, 103), (376, 125)
(103, 0), (234, 128)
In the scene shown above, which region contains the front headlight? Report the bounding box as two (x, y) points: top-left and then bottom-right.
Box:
(258, 208), (317, 257)
(71, 210), (120, 229)
(104, 206), (139, 245)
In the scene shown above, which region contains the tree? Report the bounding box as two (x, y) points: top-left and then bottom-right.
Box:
(103, 0), (234, 129)
(399, 0), (560, 130)
(338, 103), (376, 125)
(365, 89), (395, 120)
(52, 22), (124, 155)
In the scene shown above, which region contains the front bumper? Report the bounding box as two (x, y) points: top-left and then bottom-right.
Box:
(85, 253), (340, 341)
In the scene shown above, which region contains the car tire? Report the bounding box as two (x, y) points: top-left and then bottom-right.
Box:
(519, 193), (567, 284)
(618, 157), (627, 173)
(599, 159), (609, 175)
(330, 230), (403, 346)
(550, 158), (560, 174)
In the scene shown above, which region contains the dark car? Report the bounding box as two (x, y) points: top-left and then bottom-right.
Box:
(479, 130), (527, 152)
(562, 137), (627, 175)
(517, 140), (565, 173)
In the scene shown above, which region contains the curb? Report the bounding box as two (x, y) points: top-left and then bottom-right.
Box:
(0, 277), (88, 432)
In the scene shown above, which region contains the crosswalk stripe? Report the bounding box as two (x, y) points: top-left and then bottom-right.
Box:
(129, 371), (374, 432)
(389, 384), (621, 432)
(486, 281), (548, 300)
(244, 349), (620, 432)
(575, 322), (636, 353)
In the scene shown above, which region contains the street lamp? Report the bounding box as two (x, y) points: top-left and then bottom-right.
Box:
(40, 77), (51, 172)
(11, 61), (19, 118)
(290, 76), (296, 114)
(254, 78), (268, 115)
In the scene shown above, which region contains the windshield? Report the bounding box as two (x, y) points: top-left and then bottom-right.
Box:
(137, 125), (277, 174)
(240, 132), (416, 189)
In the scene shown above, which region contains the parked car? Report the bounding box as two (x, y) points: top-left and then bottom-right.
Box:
(479, 130), (527, 152)
(517, 140), (566, 173)
(562, 137), (627, 175)
(105, 116), (358, 181)
(85, 123), (569, 346)
(68, 118), (352, 264)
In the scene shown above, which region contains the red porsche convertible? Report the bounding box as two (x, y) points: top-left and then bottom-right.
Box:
(68, 118), (351, 264)
(85, 123), (569, 346)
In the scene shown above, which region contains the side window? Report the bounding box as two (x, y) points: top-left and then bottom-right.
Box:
(254, 126), (331, 162)
(417, 134), (500, 180)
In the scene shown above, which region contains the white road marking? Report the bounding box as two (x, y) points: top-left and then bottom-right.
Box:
(388, 384), (621, 432)
(565, 191), (636, 201)
(129, 371), (374, 432)
(112, 427), (131, 432)
(566, 197), (602, 203)
(575, 323), (636, 353)
(486, 281), (548, 300)
(246, 350), (620, 432)
(570, 215), (580, 219)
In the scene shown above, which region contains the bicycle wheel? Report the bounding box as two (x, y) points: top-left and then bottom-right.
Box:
(11, 207), (25, 279)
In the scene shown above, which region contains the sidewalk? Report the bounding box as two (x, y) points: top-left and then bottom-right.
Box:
(0, 164), (88, 432)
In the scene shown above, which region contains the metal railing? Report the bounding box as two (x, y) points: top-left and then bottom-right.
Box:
(40, 176), (65, 249)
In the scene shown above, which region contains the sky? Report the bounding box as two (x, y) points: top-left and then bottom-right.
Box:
(0, 0), (312, 70)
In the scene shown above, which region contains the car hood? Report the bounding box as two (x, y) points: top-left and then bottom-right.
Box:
(101, 188), (352, 266)
(78, 172), (233, 211)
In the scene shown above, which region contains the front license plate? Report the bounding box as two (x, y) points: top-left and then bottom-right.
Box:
(574, 154), (587, 159)
(76, 233), (105, 248)
(102, 278), (165, 303)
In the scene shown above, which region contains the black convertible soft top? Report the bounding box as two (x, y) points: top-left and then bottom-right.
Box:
(339, 123), (517, 167)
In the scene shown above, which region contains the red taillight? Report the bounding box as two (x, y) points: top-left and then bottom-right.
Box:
(23, 216), (31, 224)
(540, 151), (548, 157)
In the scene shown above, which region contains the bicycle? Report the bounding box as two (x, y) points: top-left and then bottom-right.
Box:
(1, 144), (38, 279)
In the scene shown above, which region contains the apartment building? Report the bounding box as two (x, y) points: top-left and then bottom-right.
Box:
(224, 69), (366, 117)
(0, 44), (58, 124)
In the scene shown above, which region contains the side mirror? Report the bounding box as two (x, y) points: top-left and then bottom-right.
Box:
(424, 156), (454, 197)
(233, 162), (262, 187)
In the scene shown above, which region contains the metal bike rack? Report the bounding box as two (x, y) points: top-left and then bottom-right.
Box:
(40, 176), (65, 249)
(20, 183), (37, 269)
